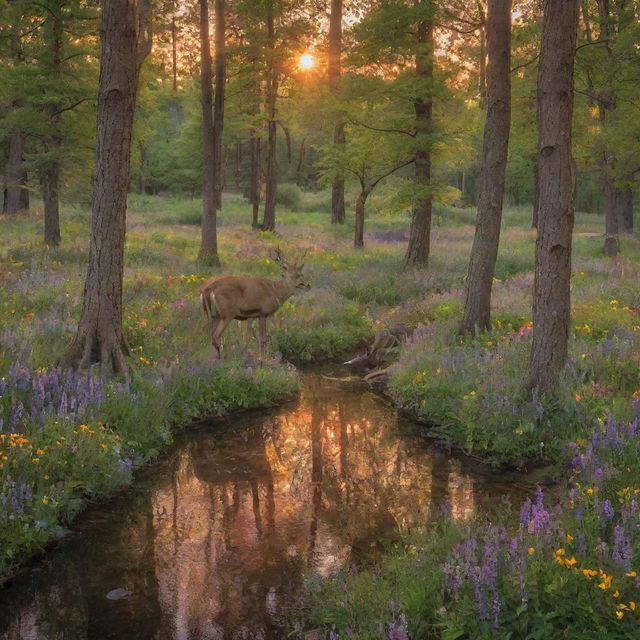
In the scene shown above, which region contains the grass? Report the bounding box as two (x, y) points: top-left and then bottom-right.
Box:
(1, 189), (639, 636)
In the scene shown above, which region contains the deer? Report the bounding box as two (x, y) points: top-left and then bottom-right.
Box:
(200, 248), (310, 360)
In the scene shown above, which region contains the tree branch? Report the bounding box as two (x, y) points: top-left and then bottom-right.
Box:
(349, 117), (416, 137)
(370, 158), (415, 190)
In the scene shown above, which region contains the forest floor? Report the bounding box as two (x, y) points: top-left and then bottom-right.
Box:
(2, 191), (640, 637)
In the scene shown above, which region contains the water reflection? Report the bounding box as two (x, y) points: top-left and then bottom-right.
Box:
(0, 374), (512, 640)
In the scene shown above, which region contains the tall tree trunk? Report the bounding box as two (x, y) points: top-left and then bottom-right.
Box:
(212, 0), (226, 211)
(250, 136), (261, 228)
(261, 1), (277, 232)
(296, 137), (306, 186)
(61, 0), (151, 374)
(329, 0), (345, 224)
(478, 1), (487, 105)
(527, 0), (579, 394)
(234, 142), (242, 191)
(354, 188), (369, 248)
(618, 185), (633, 233)
(532, 154), (539, 227)
(5, 23), (29, 215)
(41, 2), (63, 246)
(460, 0), (511, 336)
(597, 0), (619, 257)
(41, 161), (61, 246)
(601, 142), (618, 256)
(5, 127), (28, 215)
(198, 0), (221, 265)
(404, 0), (434, 268)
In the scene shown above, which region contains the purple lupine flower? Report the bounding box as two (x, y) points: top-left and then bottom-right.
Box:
(612, 524), (633, 570)
(602, 500), (615, 520)
(520, 497), (532, 528)
(387, 614), (410, 640)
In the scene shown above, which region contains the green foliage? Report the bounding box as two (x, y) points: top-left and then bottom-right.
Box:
(275, 182), (303, 210)
(271, 290), (375, 361)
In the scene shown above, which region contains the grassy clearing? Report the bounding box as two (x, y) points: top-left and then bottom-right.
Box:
(1, 191), (639, 634)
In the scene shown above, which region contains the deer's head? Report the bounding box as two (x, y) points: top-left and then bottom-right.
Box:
(272, 247), (310, 291)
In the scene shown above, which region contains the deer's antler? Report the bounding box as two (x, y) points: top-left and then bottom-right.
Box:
(271, 246), (289, 267)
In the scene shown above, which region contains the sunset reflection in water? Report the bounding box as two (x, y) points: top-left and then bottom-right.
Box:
(0, 374), (499, 640)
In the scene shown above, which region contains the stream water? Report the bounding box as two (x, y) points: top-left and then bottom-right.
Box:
(0, 369), (528, 640)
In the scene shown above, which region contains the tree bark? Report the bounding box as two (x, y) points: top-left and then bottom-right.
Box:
(527, 0), (579, 395)
(478, 1), (487, 105)
(41, 2), (63, 246)
(4, 128), (29, 215)
(404, 0), (434, 268)
(60, 0), (151, 374)
(249, 74), (262, 229)
(250, 136), (261, 228)
(329, 0), (345, 224)
(198, 0), (221, 265)
(296, 137), (306, 186)
(354, 188), (368, 248)
(41, 161), (61, 246)
(460, 0), (511, 336)
(532, 154), (539, 227)
(212, 0), (226, 211)
(617, 185), (633, 233)
(597, 0), (619, 257)
(261, 1), (277, 232)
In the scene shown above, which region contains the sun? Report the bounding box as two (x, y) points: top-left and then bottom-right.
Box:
(298, 53), (315, 71)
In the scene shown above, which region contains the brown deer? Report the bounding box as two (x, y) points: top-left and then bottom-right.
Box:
(201, 249), (309, 360)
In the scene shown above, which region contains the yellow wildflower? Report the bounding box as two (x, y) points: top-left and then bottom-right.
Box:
(626, 571), (637, 577)
(527, 547), (535, 555)
(616, 611), (624, 620)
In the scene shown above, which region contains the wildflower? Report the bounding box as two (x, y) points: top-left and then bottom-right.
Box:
(566, 534), (574, 542)
(32, 458), (39, 464)
(41, 496), (49, 505)
(630, 602), (636, 611)
(603, 500), (615, 520)
(626, 571), (637, 577)
(613, 590), (620, 598)
(616, 611), (624, 620)
(527, 547), (535, 555)
(586, 488), (595, 495)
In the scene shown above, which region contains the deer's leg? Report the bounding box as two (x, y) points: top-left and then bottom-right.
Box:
(243, 319), (256, 349)
(258, 317), (267, 360)
(211, 316), (233, 360)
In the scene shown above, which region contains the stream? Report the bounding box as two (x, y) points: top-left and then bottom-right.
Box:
(0, 368), (529, 640)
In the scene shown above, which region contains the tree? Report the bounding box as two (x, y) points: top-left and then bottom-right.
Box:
(260, 0), (278, 232)
(526, 0), (579, 394)
(329, 0), (346, 224)
(2, 0), (30, 215)
(61, 0), (151, 374)
(197, 0), (221, 265)
(404, 0), (435, 267)
(318, 90), (414, 248)
(460, 0), (511, 335)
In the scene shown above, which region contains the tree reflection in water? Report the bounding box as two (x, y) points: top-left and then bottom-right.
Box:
(0, 374), (513, 640)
